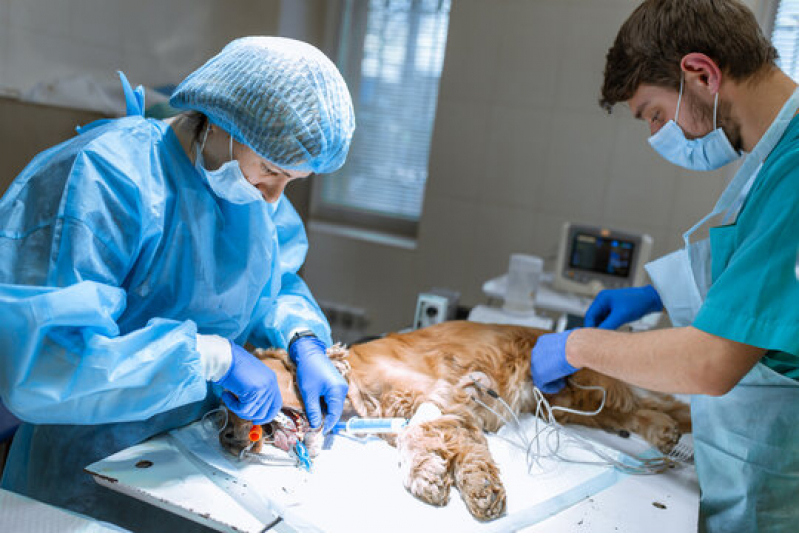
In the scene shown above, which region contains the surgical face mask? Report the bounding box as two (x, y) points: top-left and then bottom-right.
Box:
(195, 126), (263, 204)
(648, 77), (740, 171)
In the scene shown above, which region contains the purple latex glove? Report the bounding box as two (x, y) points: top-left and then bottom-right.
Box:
(289, 336), (349, 433)
(584, 285), (663, 330)
(215, 341), (282, 424)
(530, 330), (579, 394)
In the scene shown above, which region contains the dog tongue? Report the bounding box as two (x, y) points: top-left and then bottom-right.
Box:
(272, 428), (296, 452)
(268, 408), (310, 453)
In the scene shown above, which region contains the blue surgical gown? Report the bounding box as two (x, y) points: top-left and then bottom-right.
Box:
(0, 111), (331, 527)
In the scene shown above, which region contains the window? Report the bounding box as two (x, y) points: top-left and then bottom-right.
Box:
(312, 0), (451, 237)
(772, 0), (799, 80)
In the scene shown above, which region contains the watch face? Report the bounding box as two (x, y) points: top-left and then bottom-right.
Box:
(290, 330), (315, 346)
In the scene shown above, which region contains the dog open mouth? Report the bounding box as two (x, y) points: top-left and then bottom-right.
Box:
(219, 406), (324, 467)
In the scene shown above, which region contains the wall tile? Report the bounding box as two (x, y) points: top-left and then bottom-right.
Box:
(538, 109), (615, 223)
(493, 0), (564, 107)
(305, 231), (362, 303)
(415, 195), (481, 304)
(354, 245), (418, 332)
(532, 211), (573, 268)
(119, 0), (214, 86)
(603, 116), (679, 230)
(2, 0), (281, 92)
(6, 27), (120, 92)
(482, 103), (553, 210)
(555, 2), (633, 112)
(208, 0), (282, 50)
(424, 98), (492, 203)
(0, 0), (10, 26)
(668, 168), (728, 232)
(69, 0), (123, 49)
(8, 0), (71, 37)
(437, 0), (503, 104)
(0, 1), (9, 91)
(117, 0), (279, 88)
(657, 228), (685, 258)
(305, 228), (419, 335)
(469, 202), (540, 300)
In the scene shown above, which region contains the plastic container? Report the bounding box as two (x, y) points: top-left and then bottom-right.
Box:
(503, 254), (543, 315)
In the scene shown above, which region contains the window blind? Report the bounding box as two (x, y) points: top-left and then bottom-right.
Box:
(773, 0), (799, 80)
(314, 0), (451, 232)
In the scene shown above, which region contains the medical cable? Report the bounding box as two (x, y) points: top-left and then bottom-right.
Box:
(469, 378), (675, 475)
(201, 406), (230, 436)
(528, 383), (674, 474)
(470, 394), (531, 452)
(471, 380), (537, 451)
(667, 433), (694, 463)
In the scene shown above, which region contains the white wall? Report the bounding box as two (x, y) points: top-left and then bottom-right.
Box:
(304, 0), (769, 337)
(0, 0), (281, 95)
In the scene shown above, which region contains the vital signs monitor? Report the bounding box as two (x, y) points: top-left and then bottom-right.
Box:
(552, 223), (653, 297)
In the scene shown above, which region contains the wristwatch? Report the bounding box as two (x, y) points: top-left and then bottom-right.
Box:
(288, 329), (316, 350)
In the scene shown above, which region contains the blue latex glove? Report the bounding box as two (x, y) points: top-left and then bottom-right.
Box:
(215, 342), (282, 425)
(289, 336), (349, 433)
(583, 285), (663, 330)
(530, 330), (579, 394)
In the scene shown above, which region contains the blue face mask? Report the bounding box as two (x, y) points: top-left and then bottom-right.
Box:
(195, 126), (264, 204)
(648, 76), (740, 171)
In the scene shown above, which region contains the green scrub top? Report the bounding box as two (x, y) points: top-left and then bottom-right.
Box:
(694, 114), (799, 379)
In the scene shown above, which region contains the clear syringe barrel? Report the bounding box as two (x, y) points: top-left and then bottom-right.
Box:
(334, 417), (408, 434)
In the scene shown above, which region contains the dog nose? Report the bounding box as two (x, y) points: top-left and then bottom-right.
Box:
(219, 427), (240, 451)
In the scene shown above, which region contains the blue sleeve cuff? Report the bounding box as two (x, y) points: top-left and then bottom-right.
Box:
(694, 301), (799, 356)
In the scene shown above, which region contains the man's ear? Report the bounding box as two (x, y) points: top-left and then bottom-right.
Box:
(681, 53), (722, 96)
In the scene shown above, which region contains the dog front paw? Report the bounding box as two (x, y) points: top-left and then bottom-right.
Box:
(397, 424), (453, 506)
(638, 410), (681, 453)
(455, 459), (506, 520)
(401, 452), (452, 506)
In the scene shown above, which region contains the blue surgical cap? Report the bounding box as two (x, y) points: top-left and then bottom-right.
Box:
(170, 36), (355, 174)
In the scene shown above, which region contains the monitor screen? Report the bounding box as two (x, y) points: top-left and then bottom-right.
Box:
(569, 232), (636, 278)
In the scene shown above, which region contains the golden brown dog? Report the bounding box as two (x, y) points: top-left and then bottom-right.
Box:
(219, 321), (690, 521)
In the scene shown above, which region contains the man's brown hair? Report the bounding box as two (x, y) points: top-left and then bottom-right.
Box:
(600, 0), (777, 111)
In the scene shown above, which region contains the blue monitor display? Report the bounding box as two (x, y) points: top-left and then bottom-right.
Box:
(569, 233), (635, 278)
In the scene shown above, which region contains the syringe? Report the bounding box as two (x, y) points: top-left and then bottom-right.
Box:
(332, 417), (408, 434)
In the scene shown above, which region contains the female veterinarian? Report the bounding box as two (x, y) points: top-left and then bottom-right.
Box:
(0, 36), (352, 529)
(530, 1), (799, 531)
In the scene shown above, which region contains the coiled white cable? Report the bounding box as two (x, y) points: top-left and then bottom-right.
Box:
(470, 378), (675, 475)
(201, 406), (230, 436)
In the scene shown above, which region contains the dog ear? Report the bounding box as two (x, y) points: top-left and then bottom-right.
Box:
(326, 344), (352, 381)
(251, 347), (289, 363)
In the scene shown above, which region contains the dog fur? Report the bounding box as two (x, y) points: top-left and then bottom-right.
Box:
(220, 321), (690, 521)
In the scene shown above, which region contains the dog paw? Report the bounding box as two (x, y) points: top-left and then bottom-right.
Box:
(401, 452), (452, 506)
(303, 428), (323, 458)
(456, 462), (506, 520)
(639, 411), (681, 453)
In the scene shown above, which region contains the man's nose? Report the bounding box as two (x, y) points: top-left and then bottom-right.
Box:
(264, 180), (288, 203)
(649, 120), (661, 136)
